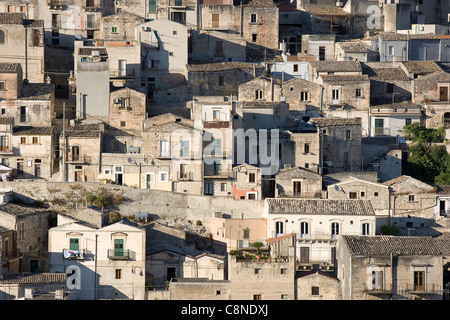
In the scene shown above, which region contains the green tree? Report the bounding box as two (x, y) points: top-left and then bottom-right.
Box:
(251, 241), (264, 255)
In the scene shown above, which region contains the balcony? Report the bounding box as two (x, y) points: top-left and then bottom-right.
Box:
(363, 286), (392, 296)
(107, 249), (130, 260)
(63, 249), (86, 260)
(176, 171), (194, 181)
(203, 121), (230, 129)
(110, 69), (135, 79)
(66, 154), (91, 164)
(83, 0), (100, 11)
(0, 145), (13, 155)
(47, 0), (65, 9)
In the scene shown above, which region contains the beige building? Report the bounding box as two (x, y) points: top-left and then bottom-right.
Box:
(296, 269), (341, 300)
(232, 163), (263, 200)
(0, 13), (44, 83)
(48, 215), (146, 300)
(337, 235), (448, 300)
(265, 198), (376, 272)
(275, 165), (323, 198)
(60, 122), (103, 183)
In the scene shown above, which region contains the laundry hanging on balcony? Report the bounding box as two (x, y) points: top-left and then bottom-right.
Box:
(63, 249), (84, 259)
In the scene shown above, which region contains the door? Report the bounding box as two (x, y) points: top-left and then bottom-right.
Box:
(293, 181), (301, 197)
(440, 87), (448, 102)
(167, 267), (176, 281)
(146, 173), (155, 189)
(114, 239), (124, 257)
(30, 260), (38, 273)
(34, 164), (41, 177)
(75, 171), (83, 182)
(300, 247), (310, 264)
(215, 41), (223, 55)
(440, 200), (446, 216)
(332, 89), (340, 104)
(414, 271), (425, 291)
(372, 271), (384, 291)
(319, 46), (326, 61)
(72, 146), (80, 161)
(374, 118), (384, 136)
(212, 14), (219, 29)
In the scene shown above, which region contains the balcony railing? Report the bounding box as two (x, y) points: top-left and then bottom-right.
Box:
(0, 145), (13, 154)
(47, 0), (65, 8)
(66, 154), (91, 164)
(107, 249), (130, 260)
(63, 249), (86, 260)
(203, 121), (230, 129)
(176, 171), (194, 181)
(363, 285), (392, 295)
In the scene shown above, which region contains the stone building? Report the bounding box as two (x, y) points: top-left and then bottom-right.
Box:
(238, 76), (282, 103)
(274, 165), (323, 198)
(326, 176), (390, 217)
(187, 62), (264, 97)
(0, 63), (55, 127)
(0, 273), (69, 300)
(12, 125), (55, 180)
(296, 269), (341, 300)
(232, 163), (263, 200)
(48, 216), (146, 300)
(302, 34), (336, 61)
(265, 198), (376, 274)
(312, 117), (363, 173)
(336, 235), (447, 300)
(0, 203), (52, 273)
(335, 41), (369, 62)
(140, 113), (203, 194)
(382, 175), (437, 236)
(0, 13), (44, 83)
(60, 122), (103, 183)
(281, 77), (322, 112)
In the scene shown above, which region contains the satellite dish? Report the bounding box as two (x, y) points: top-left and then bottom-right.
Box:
(334, 185), (339, 191)
(127, 158), (132, 163)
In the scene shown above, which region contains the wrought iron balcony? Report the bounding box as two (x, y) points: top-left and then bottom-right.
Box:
(0, 145), (13, 154)
(107, 249), (130, 260)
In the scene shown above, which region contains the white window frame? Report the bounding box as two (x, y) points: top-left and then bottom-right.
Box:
(159, 171), (169, 183)
(246, 191), (257, 200)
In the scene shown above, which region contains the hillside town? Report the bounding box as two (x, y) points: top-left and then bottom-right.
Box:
(0, 0), (450, 302)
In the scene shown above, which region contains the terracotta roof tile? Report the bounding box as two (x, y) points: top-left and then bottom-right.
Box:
(266, 199), (375, 216)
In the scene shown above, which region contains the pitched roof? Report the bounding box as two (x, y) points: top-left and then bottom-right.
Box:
(337, 42), (369, 53)
(342, 235), (446, 256)
(379, 32), (440, 41)
(303, 5), (347, 16)
(12, 126), (53, 135)
(0, 13), (43, 27)
(311, 117), (361, 127)
(310, 61), (362, 73)
(19, 83), (54, 100)
(381, 175), (436, 193)
(64, 123), (103, 137)
(244, 0), (276, 7)
(187, 62), (264, 72)
(296, 270), (339, 281)
(321, 74), (369, 82)
(401, 61), (442, 75)
(0, 273), (67, 284)
(364, 67), (410, 81)
(266, 199), (375, 216)
(370, 101), (422, 110)
(145, 113), (195, 129)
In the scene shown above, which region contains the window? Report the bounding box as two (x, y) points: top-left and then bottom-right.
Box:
(173, 30), (177, 35)
(275, 221), (284, 236)
(253, 294), (262, 300)
(69, 238), (79, 250)
(115, 269), (122, 280)
(0, 30), (4, 44)
(220, 183), (227, 191)
(388, 46), (394, 55)
(254, 268), (261, 274)
(293, 64), (298, 72)
(331, 222), (340, 238)
(250, 13), (257, 23)
(255, 89), (263, 100)
(319, 46), (325, 61)
(112, 26), (118, 33)
(180, 140), (189, 157)
(346, 130), (351, 139)
(149, 0), (157, 13)
(20, 137), (26, 144)
(360, 191), (365, 197)
(293, 181), (302, 196)
(304, 143), (310, 154)
(160, 140), (169, 157)
(332, 88), (340, 103)
(243, 228), (250, 239)
(281, 294), (289, 299)
(355, 88), (362, 97)
(180, 164), (187, 179)
(349, 192), (357, 199)
(7, 5), (13, 13)
(204, 182), (214, 195)
(374, 192), (379, 197)
(300, 222), (309, 238)
(409, 195), (415, 202)
(169, 52), (173, 56)
(218, 76), (224, 86)
(32, 137), (38, 144)
(311, 287), (320, 296)
(300, 91), (309, 101)
(249, 173), (256, 183)
(280, 269), (287, 275)
(405, 118), (412, 126)
(252, 34), (257, 42)
(20, 106), (26, 122)
(386, 83), (394, 94)
(362, 223), (370, 235)
(372, 271), (383, 291)
(160, 172), (168, 182)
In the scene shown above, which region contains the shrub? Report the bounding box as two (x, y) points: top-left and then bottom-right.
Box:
(196, 220), (203, 226)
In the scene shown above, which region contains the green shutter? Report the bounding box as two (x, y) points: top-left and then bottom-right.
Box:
(114, 239), (124, 257)
(70, 238), (79, 250)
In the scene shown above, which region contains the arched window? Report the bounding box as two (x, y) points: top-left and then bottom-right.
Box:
(0, 30), (5, 44)
(362, 223), (370, 236)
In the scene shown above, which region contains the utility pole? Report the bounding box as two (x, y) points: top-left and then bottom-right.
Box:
(61, 102), (65, 182)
